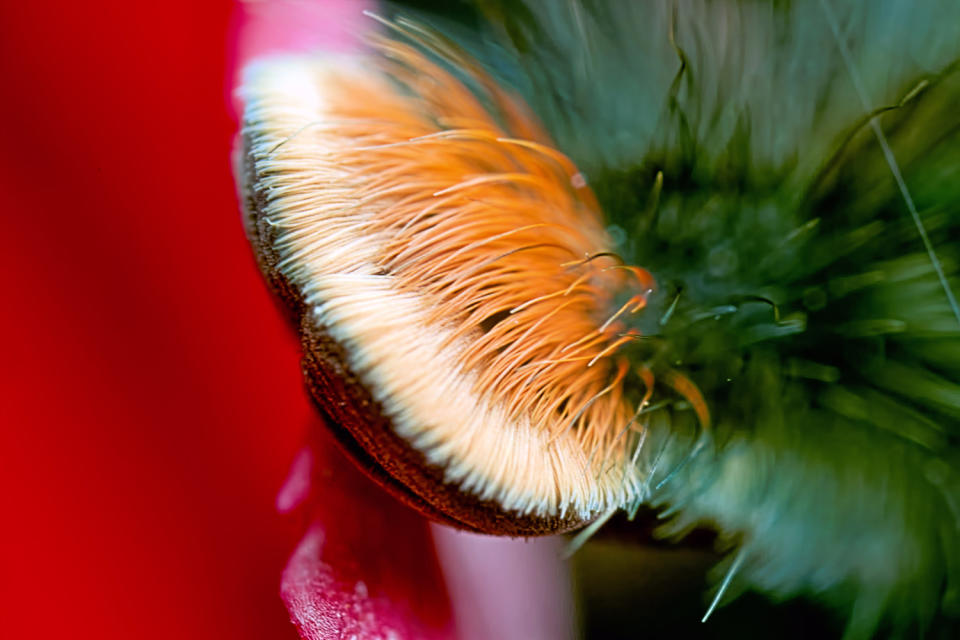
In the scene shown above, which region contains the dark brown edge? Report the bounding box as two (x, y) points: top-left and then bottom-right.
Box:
(238, 129), (586, 536)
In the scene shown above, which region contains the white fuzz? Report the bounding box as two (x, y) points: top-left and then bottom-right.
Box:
(240, 56), (640, 519)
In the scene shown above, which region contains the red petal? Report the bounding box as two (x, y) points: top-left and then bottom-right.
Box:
(280, 429), (454, 640)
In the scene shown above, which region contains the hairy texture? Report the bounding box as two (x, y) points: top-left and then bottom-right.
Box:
(386, 0), (960, 636)
(240, 42), (656, 521)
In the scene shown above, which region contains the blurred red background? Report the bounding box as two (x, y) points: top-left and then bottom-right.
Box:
(0, 2), (310, 637)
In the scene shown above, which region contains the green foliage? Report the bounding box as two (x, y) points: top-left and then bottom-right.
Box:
(388, 1), (960, 636)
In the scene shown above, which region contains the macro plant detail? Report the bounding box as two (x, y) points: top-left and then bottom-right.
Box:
(237, 1), (960, 637)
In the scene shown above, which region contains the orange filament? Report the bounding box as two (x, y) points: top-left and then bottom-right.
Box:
(664, 370), (712, 430)
(288, 39), (705, 471)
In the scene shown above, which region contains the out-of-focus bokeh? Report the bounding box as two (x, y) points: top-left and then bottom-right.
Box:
(0, 2), (307, 638)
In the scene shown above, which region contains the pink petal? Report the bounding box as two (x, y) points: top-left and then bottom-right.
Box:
(227, 0), (373, 118)
(432, 527), (576, 640)
(277, 448), (315, 514)
(280, 429), (455, 640)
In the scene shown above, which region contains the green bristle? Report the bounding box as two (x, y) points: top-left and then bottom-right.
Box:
(388, 1), (960, 636)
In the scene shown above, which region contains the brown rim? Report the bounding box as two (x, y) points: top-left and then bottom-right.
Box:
(239, 131), (586, 535)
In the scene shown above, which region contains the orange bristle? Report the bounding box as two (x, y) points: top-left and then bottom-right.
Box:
(240, 35), (676, 518)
